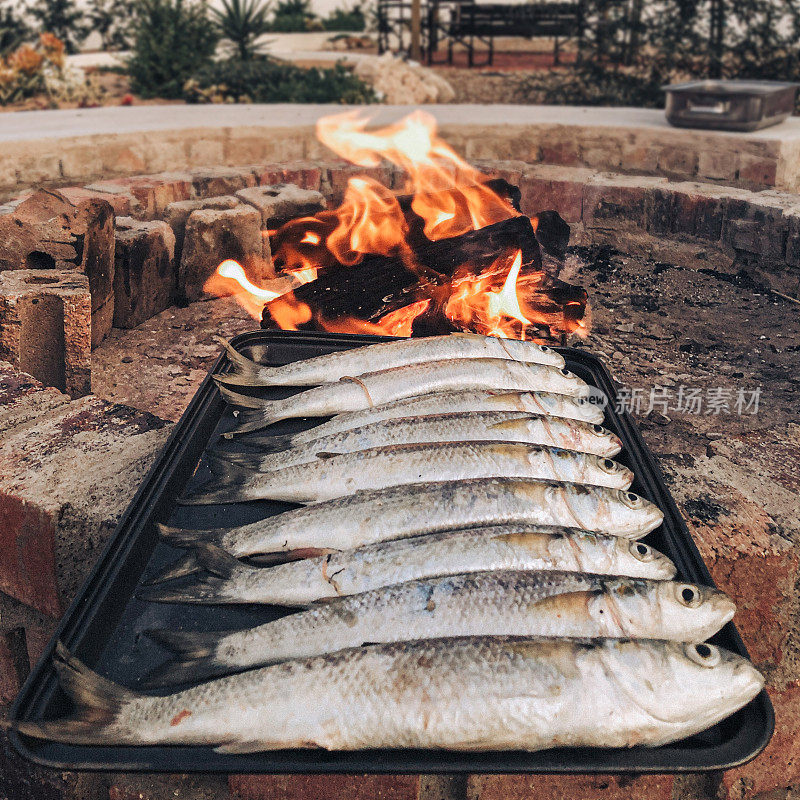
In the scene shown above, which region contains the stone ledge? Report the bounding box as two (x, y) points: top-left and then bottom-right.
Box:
(2, 105), (800, 198)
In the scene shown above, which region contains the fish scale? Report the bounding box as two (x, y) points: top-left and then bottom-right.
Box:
(142, 570), (736, 686)
(213, 411), (623, 470)
(17, 638), (764, 752)
(137, 526), (677, 607)
(185, 442), (633, 505)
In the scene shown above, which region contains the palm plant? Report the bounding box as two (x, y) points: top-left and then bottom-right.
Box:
(210, 0), (272, 60)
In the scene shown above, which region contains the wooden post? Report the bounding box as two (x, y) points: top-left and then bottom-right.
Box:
(411, 0), (422, 61)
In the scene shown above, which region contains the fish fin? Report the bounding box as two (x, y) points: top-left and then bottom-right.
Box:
(214, 336), (263, 378)
(135, 574), (228, 605)
(180, 458), (260, 505)
(156, 523), (227, 550)
(143, 552), (203, 584)
(247, 547), (338, 565)
(14, 642), (139, 745)
(214, 382), (270, 410)
(206, 449), (266, 469)
(194, 542), (240, 579)
(142, 629), (230, 687)
(215, 739), (311, 754)
(487, 419), (529, 432)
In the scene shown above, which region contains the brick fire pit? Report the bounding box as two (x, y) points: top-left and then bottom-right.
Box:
(0, 107), (798, 800)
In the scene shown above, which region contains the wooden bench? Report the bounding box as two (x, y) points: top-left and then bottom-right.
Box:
(429, 0), (584, 67)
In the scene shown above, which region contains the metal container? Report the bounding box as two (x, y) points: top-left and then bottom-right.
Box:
(664, 80), (798, 131)
(10, 331), (774, 774)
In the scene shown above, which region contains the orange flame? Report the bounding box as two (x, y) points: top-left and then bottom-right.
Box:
(206, 110), (588, 341)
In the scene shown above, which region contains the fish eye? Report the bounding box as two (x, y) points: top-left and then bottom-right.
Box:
(540, 345), (550, 352)
(631, 542), (653, 561)
(685, 642), (721, 667)
(560, 368), (573, 377)
(592, 424), (605, 434)
(601, 458), (617, 471)
(676, 584), (703, 608)
(623, 491), (642, 507)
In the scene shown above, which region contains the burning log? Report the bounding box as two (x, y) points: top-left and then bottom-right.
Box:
(262, 212), (587, 341)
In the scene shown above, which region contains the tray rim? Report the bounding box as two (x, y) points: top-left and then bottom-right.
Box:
(10, 329), (775, 774)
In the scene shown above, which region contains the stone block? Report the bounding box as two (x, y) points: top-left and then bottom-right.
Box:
(671, 190), (725, 242)
(236, 183), (326, 229)
(737, 154), (779, 189)
(191, 167), (257, 198)
(229, 774), (420, 800)
(179, 205), (267, 302)
(164, 196), (240, 262)
(582, 181), (647, 230)
(257, 162), (324, 192)
(784, 213), (800, 268)
(698, 149), (737, 182)
(0, 590), (58, 706)
(0, 365), (170, 614)
(518, 166), (592, 224)
(85, 174), (193, 219)
(59, 186), (132, 216)
(81, 198), (116, 349)
(0, 269), (91, 397)
(113, 218), (176, 329)
(107, 773), (231, 800)
(326, 163), (394, 205)
(0, 360), (70, 430)
(467, 774), (675, 800)
(659, 144), (699, 178)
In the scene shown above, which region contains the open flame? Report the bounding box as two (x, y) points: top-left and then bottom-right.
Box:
(204, 110), (588, 342)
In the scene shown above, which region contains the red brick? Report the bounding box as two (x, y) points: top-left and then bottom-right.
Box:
(737, 155), (778, 189)
(720, 681), (800, 799)
(325, 163), (394, 205)
(0, 365), (169, 613)
(257, 162), (324, 192)
(671, 191), (724, 241)
(0, 269), (91, 398)
(582, 182), (647, 230)
(113, 218), (176, 328)
(467, 774), (674, 800)
(237, 184), (326, 228)
(108, 773), (230, 800)
(86, 175), (193, 219)
(519, 174), (583, 223)
(59, 185), (132, 216)
(538, 136), (582, 167)
(192, 167), (257, 198)
(229, 774), (420, 800)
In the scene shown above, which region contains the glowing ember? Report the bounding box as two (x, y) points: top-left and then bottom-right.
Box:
(206, 110), (589, 341)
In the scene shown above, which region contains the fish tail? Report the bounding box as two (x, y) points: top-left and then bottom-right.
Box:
(178, 456), (261, 505)
(214, 432), (295, 457)
(207, 449), (271, 469)
(14, 642), (139, 745)
(137, 545), (241, 605)
(214, 336), (264, 378)
(214, 382), (270, 410)
(143, 629), (229, 687)
(156, 522), (227, 550)
(143, 552), (203, 584)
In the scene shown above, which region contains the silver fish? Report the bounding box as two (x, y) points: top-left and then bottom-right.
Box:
(222, 387), (606, 431)
(137, 527), (677, 606)
(222, 358), (592, 436)
(154, 479), (664, 584)
(214, 412), (623, 471)
(216, 332), (564, 388)
(186, 442), (633, 505)
(143, 571), (735, 685)
(18, 638), (763, 751)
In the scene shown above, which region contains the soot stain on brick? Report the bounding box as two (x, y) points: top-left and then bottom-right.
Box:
(684, 494), (730, 524)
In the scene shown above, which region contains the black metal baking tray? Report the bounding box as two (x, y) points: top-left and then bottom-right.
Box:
(663, 79), (798, 131)
(11, 330), (774, 774)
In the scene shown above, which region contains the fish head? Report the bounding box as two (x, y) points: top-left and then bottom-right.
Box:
(600, 640), (764, 732)
(614, 490), (664, 537)
(617, 539), (677, 580)
(594, 457), (635, 490)
(585, 424), (623, 458)
(552, 367), (592, 398)
(650, 581), (736, 642)
(597, 578), (735, 641)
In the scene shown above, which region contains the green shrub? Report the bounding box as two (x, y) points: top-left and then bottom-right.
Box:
(86, 0), (136, 51)
(323, 3), (366, 31)
(267, 0), (313, 31)
(29, 0), (89, 54)
(0, 6), (31, 58)
(127, 0), (218, 99)
(211, 0), (272, 60)
(184, 55), (377, 104)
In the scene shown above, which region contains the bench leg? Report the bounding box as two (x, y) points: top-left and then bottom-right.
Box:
(554, 35), (560, 66)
